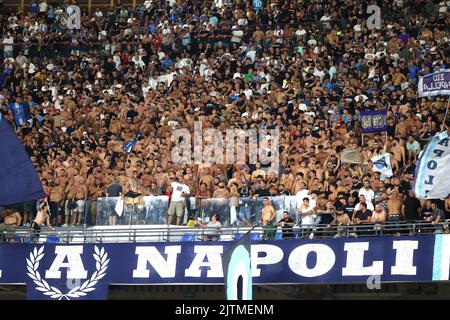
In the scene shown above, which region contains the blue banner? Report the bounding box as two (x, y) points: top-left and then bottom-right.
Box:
(418, 70), (450, 97)
(0, 115), (45, 206)
(8, 102), (31, 127)
(360, 109), (387, 133)
(0, 235), (449, 300)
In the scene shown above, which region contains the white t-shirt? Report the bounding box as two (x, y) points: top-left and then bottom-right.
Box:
(39, 1), (48, 13)
(296, 189), (317, 209)
(231, 29), (244, 43)
(358, 187), (375, 203)
(171, 182), (190, 202)
(3, 36), (13, 52)
(299, 204), (317, 225)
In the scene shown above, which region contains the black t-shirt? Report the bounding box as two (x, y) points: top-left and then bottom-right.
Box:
(355, 209), (372, 222)
(387, 123), (396, 137)
(107, 183), (122, 197)
(278, 217), (295, 234)
(403, 197), (421, 221)
(341, 204), (355, 219)
(254, 188), (270, 197)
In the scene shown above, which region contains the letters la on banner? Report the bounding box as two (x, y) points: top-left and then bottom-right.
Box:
(0, 235), (450, 300)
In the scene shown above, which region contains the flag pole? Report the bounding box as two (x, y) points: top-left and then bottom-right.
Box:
(443, 96), (450, 131)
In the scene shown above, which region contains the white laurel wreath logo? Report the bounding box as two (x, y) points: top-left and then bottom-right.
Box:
(26, 246), (109, 300)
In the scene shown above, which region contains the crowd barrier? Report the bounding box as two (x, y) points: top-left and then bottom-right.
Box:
(95, 195), (299, 227)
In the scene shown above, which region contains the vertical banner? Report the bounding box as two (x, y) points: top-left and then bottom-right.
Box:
(222, 231), (253, 300)
(418, 70), (450, 97)
(413, 131), (450, 199)
(360, 109), (387, 133)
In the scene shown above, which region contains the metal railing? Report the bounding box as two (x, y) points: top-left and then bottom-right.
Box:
(1, 220), (448, 244)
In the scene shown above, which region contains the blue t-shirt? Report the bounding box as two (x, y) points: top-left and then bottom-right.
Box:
(31, 2), (38, 13)
(408, 65), (420, 80)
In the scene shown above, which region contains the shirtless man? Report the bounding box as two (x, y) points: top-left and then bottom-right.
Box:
(88, 179), (104, 226)
(64, 178), (77, 226)
(153, 165), (168, 192)
(73, 177), (88, 226)
(251, 162), (266, 182)
(387, 191), (404, 236)
(0, 209), (22, 242)
(280, 167), (295, 192)
(199, 167), (214, 192)
(291, 174), (306, 195)
(31, 202), (54, 241)
(261, 198), (276, 240)
(212, 181), (229, 198)
(49, 179), (64, 226)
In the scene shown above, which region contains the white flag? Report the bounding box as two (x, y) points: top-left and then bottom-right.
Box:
(371, 153), (393, 177)
(115, 198), (124, 217)
(413, 132), (450, 199)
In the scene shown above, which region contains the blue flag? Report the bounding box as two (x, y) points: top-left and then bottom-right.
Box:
(418, 70), (450, 97)
(0, 114), (45, 206)
(8, 102), (31, 127)
(122, 131), (141, 153)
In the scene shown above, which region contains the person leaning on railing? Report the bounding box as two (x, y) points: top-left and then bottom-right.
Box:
(371, 204), (388, 233)
(0, 209), (21, 242)
(427, 202), (446, 234)
(276, 211), (295, 239)
(328, 209), (350, 238)
(352, 202), (373, 236)
(195, 213), (222, 241)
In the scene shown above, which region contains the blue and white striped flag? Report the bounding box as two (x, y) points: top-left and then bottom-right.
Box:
(413, 131), (450, 199)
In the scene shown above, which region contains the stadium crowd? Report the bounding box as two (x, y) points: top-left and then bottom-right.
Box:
(0, 0), (449, 235)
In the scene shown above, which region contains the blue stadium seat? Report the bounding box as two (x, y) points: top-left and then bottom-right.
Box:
(182, 234), (195, 242)
(233, 233), (243, 240)
(46, 235), (60, 243)
(274, 233), (283, 240)
(23, 237), (33, 244)
(250, 233), (261, 241)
